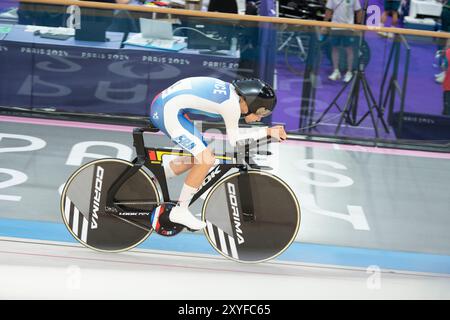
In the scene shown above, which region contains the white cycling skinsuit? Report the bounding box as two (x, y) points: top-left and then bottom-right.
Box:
(150, 76), (268, 154)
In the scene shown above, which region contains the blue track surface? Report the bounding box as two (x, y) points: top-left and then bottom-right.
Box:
(1, 217), (450, 275)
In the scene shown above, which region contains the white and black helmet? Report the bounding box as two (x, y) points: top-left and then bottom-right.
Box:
(232, 78), (277, 117)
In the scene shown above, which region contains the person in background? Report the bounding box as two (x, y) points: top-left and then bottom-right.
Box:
(440, 0), (450, 34)
(443, 44), (450, 115)
(435, 0), (450, 83)
(378, 0), (401, 38)
(323, 0), (363, 83)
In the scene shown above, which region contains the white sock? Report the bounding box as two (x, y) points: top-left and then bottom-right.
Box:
(163, 162), (176, 179)
(178, 184), (198, 208)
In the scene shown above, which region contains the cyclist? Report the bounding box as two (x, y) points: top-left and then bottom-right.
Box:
(150, 77), (287, 230)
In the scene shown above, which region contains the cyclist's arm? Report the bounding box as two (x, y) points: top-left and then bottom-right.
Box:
(222, 109), (267, 147)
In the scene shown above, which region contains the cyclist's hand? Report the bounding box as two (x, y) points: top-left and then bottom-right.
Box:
(267, 125), (287, 141)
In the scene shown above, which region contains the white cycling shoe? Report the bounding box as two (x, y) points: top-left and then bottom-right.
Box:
(169, 206), (206, 231)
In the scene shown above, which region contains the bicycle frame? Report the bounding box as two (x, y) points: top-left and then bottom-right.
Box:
(105, 127), (248, 212)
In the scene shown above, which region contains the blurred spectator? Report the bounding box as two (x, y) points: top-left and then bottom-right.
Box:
(434, 1), (450, 83)
(441, 0), (450, 33)
(378, 0), (401, 37)
(435, 49), (447, 84)
(323, 0), (363, 83)
(443, 46), (450, 115)
(398, 0), (410, 26)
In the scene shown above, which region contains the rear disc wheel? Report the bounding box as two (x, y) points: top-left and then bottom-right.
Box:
(60, 158), (161, 252)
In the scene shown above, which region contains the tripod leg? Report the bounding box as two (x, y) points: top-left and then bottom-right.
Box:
(315, 80), (351, 124)
(350, 74), (361, 125)
(348, 88), (359, 125)
(382, 78), (394, 119)
(363, 77), (390, 133)
(361, 77), (381, 138)
(315, 102), (338, 125)
(335, 75), (359, 135)
(354, 110), (369, 126)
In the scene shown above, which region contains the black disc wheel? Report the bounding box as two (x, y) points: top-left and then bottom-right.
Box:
(60, 159), (161, 252)
(202, 171), (300, 263)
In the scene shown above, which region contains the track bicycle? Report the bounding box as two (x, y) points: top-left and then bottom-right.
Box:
(60, 127), (301, 263)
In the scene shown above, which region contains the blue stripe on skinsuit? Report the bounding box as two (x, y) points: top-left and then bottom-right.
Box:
(149, 97), (170, 136)
(150, 96), (209, 154)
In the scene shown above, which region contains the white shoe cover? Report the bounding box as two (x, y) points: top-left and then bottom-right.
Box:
(169, 206), (206, 230)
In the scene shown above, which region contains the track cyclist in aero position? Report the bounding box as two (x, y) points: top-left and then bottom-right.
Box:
(150, 77), (287, 230)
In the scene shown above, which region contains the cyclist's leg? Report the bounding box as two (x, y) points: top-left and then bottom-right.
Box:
(158, 111), (213, 229)
(185, 148), (216, 190)
(164, 151), (217, 180)
(165, 155), (195, 178)
(165, 115), (213, 179)
(169, 112), (215, 205)
(175, 147), (215, 216)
